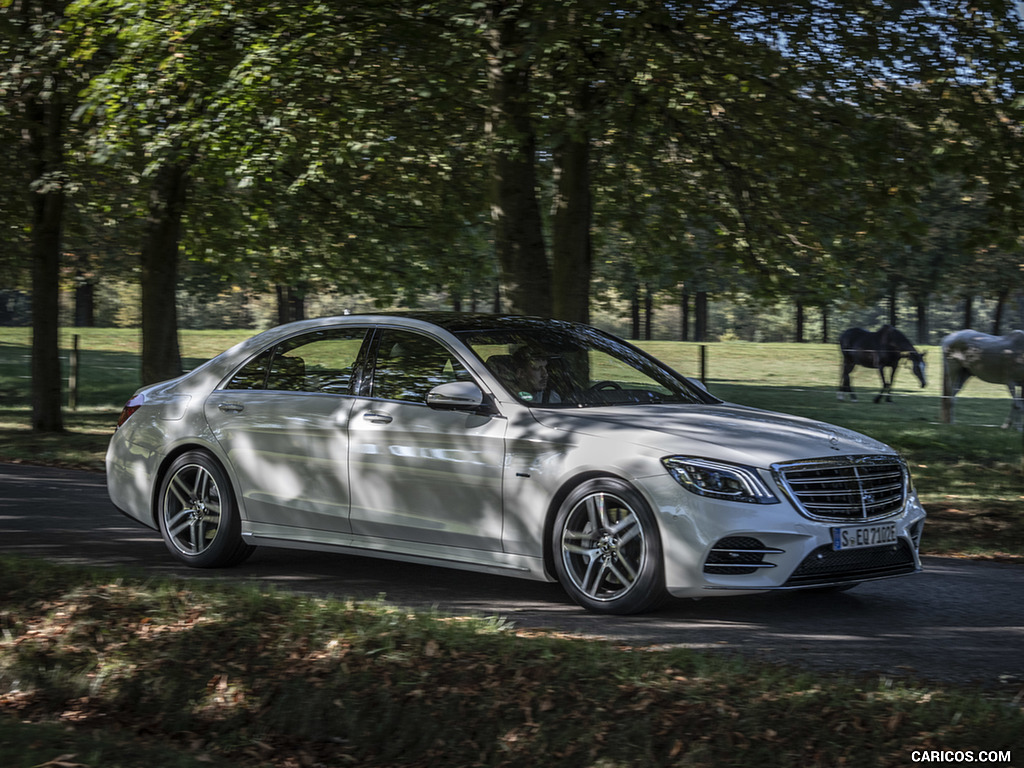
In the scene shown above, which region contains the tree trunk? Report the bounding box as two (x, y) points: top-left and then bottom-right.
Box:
(820, 304), (829, 343)
(795, 299), (806, 343)
(695, 291), (708, 342)
(551, 88), (591, 323)
(962, 295), (974, 330)
(630, 284), (640, 339)
(140, 162), (187, 386)
(484, 5), (551, 317)
(27, 82), (65, 433)
(74, 269), (95, 327)
(915, 296), (928, 345)
(888, 289), (898, 327)
(275, 284), (306, 325)
(680, 288), (690, 341)
(993, 288), (1009, 335)
(643, 284), (653, 341)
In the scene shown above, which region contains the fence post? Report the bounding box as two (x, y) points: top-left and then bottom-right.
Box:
(68, 334), (79, 410)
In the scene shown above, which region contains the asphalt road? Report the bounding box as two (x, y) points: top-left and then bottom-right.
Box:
(2, 463), (1022, 690)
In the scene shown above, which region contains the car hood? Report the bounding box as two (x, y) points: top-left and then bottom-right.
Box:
(528, 403), (894, 468)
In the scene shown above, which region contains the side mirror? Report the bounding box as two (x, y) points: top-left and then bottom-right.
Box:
(426, 381), (486, 411)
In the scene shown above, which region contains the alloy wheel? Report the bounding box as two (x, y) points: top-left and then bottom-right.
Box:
(162, 462), (223, 557)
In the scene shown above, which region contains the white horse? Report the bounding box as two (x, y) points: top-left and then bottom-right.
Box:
(941, 329), (1024, 429)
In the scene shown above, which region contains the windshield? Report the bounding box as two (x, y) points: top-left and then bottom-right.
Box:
(455, 324), (716, 407)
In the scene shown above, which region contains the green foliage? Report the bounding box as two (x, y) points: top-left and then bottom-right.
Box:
(6, 0), (1016, 317)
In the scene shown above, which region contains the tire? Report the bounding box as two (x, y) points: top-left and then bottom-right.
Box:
(552, 477), (666, 615)
(157, 450), (254, 568)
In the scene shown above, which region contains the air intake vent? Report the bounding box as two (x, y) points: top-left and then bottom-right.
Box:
(772, 455), (908, 522)
(704, 536), (784, 575)
(784, 541), (917, 586)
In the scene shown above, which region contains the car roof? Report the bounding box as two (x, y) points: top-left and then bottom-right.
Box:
(345, 311), (577, 334)
(208, 312), (582, 370)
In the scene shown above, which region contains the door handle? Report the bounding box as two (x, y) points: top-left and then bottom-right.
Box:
(362, 411), (393, 424)
(218, 402), (245, 413)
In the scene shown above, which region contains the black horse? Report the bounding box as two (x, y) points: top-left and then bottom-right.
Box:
(838, 325), (927, 403)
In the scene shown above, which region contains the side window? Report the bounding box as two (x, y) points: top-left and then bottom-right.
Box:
(371, 329), (471, 403)
(226, 350), (272, 390)
(225, 328), (368, 393)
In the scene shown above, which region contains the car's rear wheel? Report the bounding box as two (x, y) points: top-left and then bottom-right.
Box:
(553, 478), (666, 615)
(158, 450), (254, 568)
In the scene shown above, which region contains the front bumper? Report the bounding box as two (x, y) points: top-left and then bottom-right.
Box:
(640, 473), (927, 599)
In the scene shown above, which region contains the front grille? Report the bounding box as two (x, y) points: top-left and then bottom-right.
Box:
(784, 541), (917, 587)
(704, 536), (784, 575)
(772, 455), (908, 522)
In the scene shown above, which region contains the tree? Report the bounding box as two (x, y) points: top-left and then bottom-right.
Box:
(2, 0), (75, 432)
(58, 0), (1024, 369)
(71, 0), (295, 383)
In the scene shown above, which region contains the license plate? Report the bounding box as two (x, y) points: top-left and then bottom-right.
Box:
(831, 522), (898, 551)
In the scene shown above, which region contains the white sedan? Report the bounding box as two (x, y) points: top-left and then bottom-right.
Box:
(107, 313), (926, 614)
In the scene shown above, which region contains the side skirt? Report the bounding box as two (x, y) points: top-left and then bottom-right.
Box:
(241, 525), (553, 583)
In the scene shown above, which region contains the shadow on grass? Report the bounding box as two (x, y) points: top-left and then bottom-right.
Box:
(0, 408), (119, 471)
(2, 558), (1021, 768)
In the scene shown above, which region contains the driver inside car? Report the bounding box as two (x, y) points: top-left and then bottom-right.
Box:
(509, 346), (561, 404)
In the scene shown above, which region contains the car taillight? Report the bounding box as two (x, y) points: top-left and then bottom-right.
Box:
(116, 393), (146, 428)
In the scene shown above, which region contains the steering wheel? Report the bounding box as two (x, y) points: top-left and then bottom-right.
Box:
(588, 380), (623, 392)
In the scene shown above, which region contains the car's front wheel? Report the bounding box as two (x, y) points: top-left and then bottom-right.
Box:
(157, 450), (254, 568)
(552, 478), (666, 615)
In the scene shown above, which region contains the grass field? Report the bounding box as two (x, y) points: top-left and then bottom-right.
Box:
(1, 328), (1022, 558)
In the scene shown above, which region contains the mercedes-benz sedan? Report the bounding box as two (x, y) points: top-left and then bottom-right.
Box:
(107, 313), (925, 614)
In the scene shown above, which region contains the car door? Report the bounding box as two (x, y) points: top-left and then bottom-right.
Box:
(204, 326), (369, 534)
(347, 327), (507, 551)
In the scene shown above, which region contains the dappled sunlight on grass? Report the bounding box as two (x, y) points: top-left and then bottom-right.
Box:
(0, 407), (118, 471)
(1, 557), (1021, 767)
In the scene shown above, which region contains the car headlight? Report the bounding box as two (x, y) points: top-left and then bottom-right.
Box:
(662, 457), (779, 504)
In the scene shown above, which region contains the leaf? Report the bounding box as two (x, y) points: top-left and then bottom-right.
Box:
(31, 757), (88, 768)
